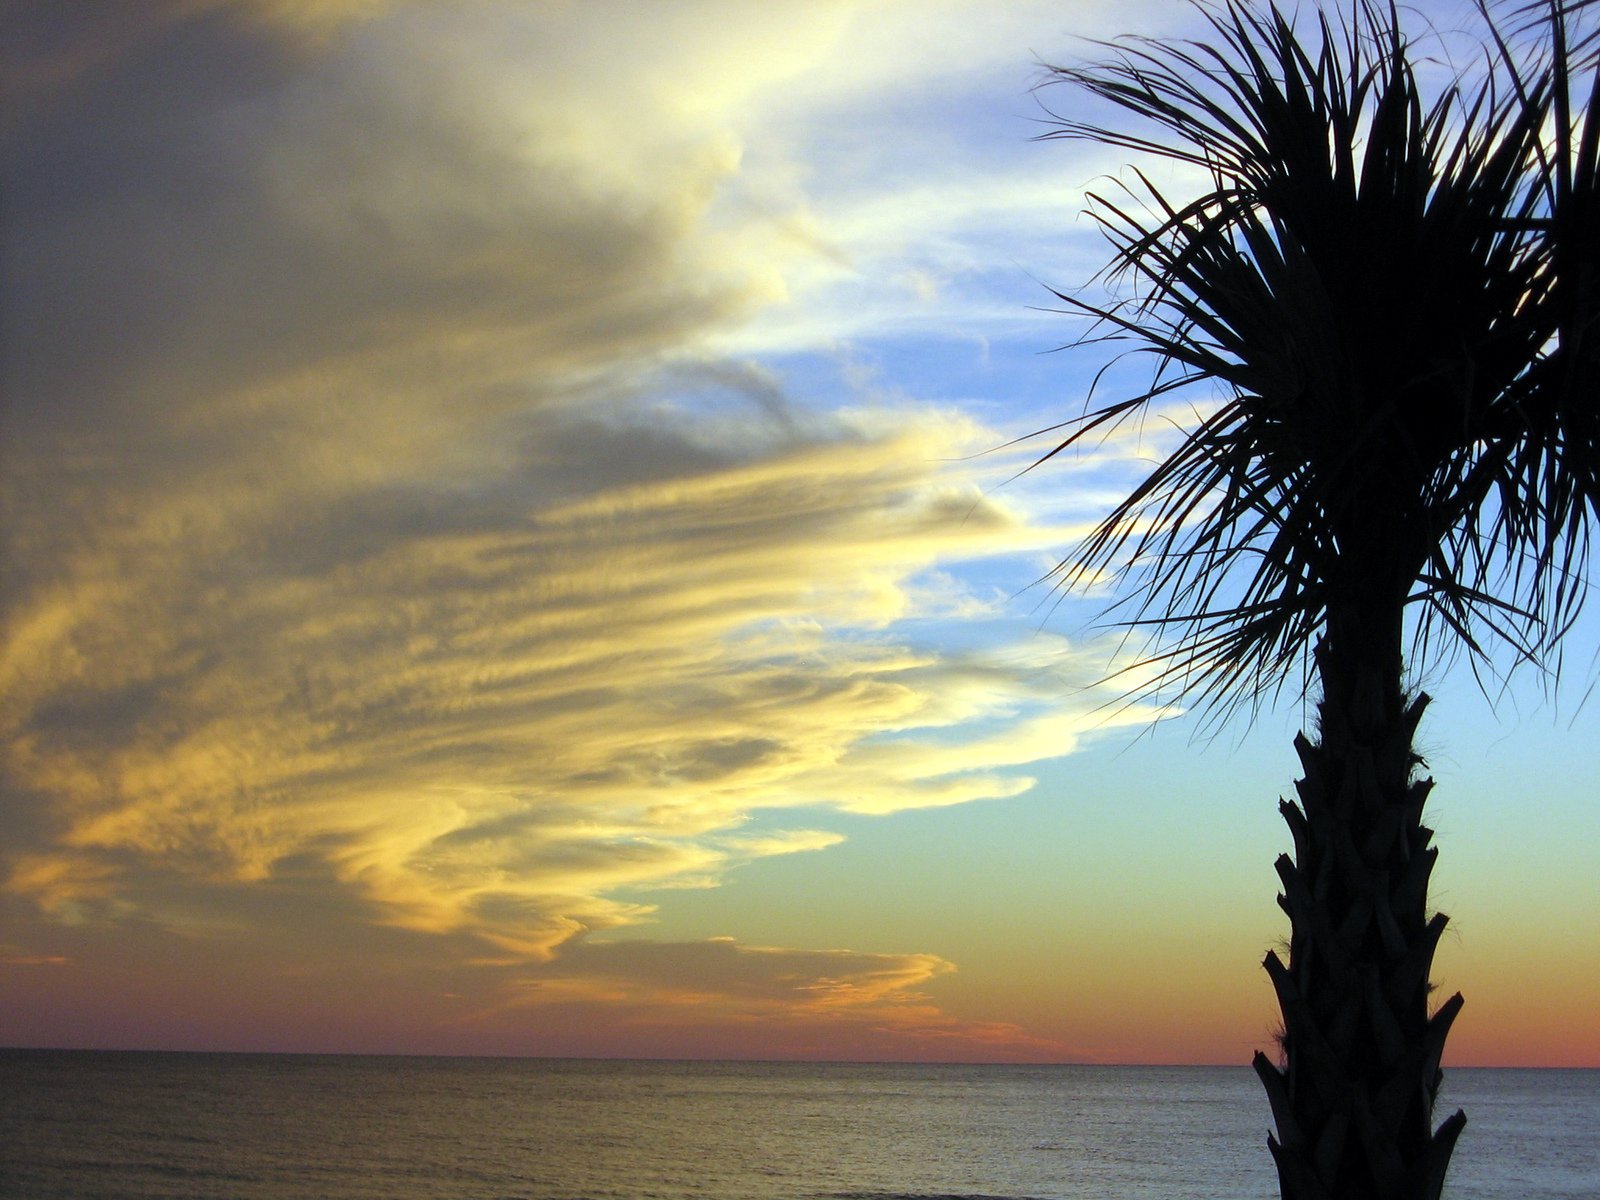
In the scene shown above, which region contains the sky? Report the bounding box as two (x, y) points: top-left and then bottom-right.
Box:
(2, 0), (1596, 1068)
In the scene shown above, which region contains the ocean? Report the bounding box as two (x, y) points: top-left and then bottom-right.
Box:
(1, 1052), (1595, 1200)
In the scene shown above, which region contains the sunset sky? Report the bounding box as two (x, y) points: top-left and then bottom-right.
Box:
(3, 0), (1596, 1068)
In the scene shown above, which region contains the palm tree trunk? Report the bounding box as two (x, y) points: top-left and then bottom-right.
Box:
(1253, 608), (1466, 1200)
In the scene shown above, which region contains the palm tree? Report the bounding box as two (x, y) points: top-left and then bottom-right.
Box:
(1036, 3), (1598, 1198)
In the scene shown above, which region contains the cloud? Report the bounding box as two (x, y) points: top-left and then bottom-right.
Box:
(536, 937), (954, 1008)
(0, 0), (1182, 1057)
(2, 394), (1138, 961)
(485, 936), (1077, 1061)
(0, 944), (70, 967)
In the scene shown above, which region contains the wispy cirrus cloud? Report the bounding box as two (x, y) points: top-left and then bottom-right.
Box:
(486, 937), (1079, 1062)
(4, 395), (1148, 956)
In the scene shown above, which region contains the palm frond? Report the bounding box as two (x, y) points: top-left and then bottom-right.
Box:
(1037, 0), (1600, 717)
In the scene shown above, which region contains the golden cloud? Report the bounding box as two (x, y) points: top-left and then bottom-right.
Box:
(1, 0), (1177, 1059)
(3, 393), (1137, 957)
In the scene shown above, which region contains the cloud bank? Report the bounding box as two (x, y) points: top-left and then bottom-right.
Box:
(2, 0), (1173, 1056)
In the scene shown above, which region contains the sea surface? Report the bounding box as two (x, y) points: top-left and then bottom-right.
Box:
(1, 1052), (1595, 1200)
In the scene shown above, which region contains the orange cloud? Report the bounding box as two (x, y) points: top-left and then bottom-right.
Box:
(0, 945), (70, 967)
(482, 936), (1078, 1062)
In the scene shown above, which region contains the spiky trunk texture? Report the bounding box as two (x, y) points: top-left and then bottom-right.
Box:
(1253, 610), (1466, 1200)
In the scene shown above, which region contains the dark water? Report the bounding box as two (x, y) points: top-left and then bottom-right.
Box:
(1, 1052), (1594, 1199)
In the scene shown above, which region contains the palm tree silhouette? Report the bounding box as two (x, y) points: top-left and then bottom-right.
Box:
(1037, 3), (1598, 1198)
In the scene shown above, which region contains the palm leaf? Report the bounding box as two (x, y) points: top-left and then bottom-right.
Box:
(1035, 0), (1599, 717)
